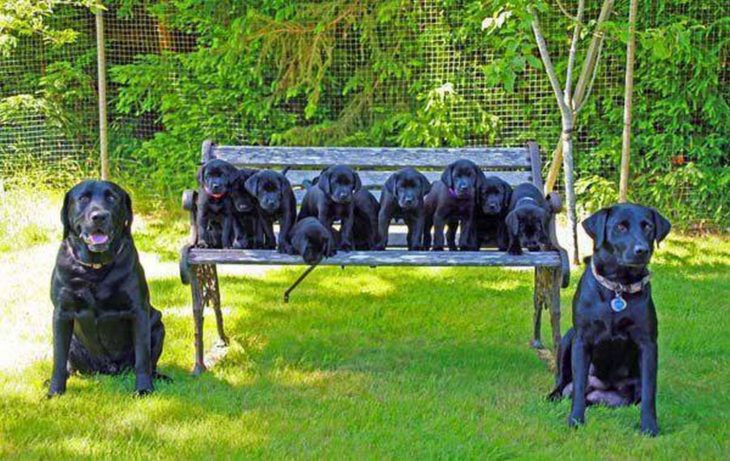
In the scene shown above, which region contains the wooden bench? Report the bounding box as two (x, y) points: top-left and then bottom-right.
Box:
(179, 140), (570, 375)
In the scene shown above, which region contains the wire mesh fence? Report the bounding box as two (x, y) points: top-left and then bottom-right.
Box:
(0, 1), (726, 226)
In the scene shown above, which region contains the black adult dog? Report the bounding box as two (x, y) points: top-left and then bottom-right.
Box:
(472, 176), (512, 249)
(230, 168), (267, 249)
(424, 159), (484, 251)
(287, 217), (337, 265)
(504, 183), (555, 255)
(196, 159), (237, 248)
(375, 167), (431, 250)
(549, 204), (671, 436)
(49, 181), (165, 397)
(244, 169), (296, 253)
(298, 165), (362, 251)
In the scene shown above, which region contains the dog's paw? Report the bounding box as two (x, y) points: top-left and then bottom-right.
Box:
(47, 386), (66, 398)
(547, 388), (564, 402)
(507, 247), (523, 256)
(432, 246), (444, 252)
(154, 372), (173, 383)
(568, 413), (585, 428)
(134, 374), (154, 396)
(640, 419), (659, 437)
(197, 241), (210, 249)
(339, 242), (353, 252)
(373, 243), (386, 251)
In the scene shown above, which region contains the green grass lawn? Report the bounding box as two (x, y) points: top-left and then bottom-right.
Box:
(0, 192), (728, 459)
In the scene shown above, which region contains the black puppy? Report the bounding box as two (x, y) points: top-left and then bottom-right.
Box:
(474, 176), (512, 249)
(298, 165), (361, 251)
(549, 204), (671, 436)
(352, 189), (380, 250)
(230, 168), (267, 249)
(49, 181), (165, 396)
(504, 183), (555, 255)
(375, 168), (431, 250)
(424, 159), (484, 251)
(196, 159), (237, 248)
(287, 217), (337, 265)
(245, 169), (296, 253)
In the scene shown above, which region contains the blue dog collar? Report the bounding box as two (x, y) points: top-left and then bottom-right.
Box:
(590, 261), (651, 313)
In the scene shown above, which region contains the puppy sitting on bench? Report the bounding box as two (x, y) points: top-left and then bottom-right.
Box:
(49, 181), (166, 396)
(504, 183), (556, 255)
(375, 167), (431, 250)
(196, 159), (237, 248)
(244, 169), (296, 253)
(549, 204), (671, 436)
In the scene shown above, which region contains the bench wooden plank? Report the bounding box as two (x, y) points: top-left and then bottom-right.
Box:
(187, 249), (562, 267)
(284, 170), (533, 189)
(210, 146), (532, 169)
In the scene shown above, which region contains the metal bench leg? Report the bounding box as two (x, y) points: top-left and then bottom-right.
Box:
(189, 264), (228, 375)
(532, 267), (548, 350)
(208, 265), (228, 346)
(284, 264), (318, 303)
(189, 265), (207, 375)
(547, 266), (562, 360)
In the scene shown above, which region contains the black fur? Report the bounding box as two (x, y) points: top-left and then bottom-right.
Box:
(196, 159), (237, 248)
(375, 167), (431, 250)
(244, 169), (296, 253)
(504, 183), (555, 255)
(549, 204), (671, 436)
(287, 217), (337, 265)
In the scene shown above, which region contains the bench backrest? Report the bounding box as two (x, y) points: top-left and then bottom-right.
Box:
(202, 141), (544, 204)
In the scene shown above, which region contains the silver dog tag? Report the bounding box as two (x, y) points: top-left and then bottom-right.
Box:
(610, 293), (627, 312)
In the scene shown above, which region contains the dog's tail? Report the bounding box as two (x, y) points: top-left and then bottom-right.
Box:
(281, 166), (291, 176)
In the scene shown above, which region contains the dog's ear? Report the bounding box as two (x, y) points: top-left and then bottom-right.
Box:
(384, 172), (398, 197)
(244, 173), (260, 197)
(317, 168), (333, 195)
(583, 208), (609, 247)
(196, 163), (206, 186)
(277, 173), (291, 193)
(352, 171), (362, 192)
(505, 210), (519, 239)
(502, 182), (513, 210)
(61, 189), (72, 239)
(651, 207), (671, 244)
(441, 164), (455, 189)
(122, 188), (134, 235)
(419, 173), (432, 196)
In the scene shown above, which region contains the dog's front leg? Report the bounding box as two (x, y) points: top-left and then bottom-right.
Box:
(410, 214), (426, 250)
(132, 310), (154, 395)
(375, 202), (395, 250)
(48, 309), (74, 397)
(432, 212), (447, 251)
(340, 208), (354, 251)
(459, 211), (476, 251)
(639, 340), (659, 436)
(196, 209), (210, 248)
(569, 337), (590, 427)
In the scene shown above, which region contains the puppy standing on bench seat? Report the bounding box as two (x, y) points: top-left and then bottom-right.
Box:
(352, 188), (380, 250)
(49, 181), (166, 396)
(196, 159), (237, 248)
(244, 169), (296, 253)
(298, 165), (362, 251)
(423, 159), (484, 251)
(550, 204), (670, 436)
(375, 167), (431, 250)
(504, 183), (556, 255)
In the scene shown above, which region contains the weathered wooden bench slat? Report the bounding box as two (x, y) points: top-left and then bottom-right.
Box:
(284, 170), (533, 189)
(188, 249), (562, 267)
(211, 146), (532, 169)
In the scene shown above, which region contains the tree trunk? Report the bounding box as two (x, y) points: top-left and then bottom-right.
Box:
(619, 0), (638, 202)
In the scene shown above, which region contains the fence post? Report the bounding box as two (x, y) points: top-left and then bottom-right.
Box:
(95, 8), (109, 180)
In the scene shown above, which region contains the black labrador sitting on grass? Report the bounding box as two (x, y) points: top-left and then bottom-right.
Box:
(49, 180), (166, 397)
(549, 204), (671, 436)
(196, 159), (237, 248)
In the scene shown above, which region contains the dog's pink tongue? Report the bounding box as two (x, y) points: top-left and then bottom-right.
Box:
(90, 233), (109, 244)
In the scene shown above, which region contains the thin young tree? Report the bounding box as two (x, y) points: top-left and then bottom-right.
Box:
(528, 0), (614, 264)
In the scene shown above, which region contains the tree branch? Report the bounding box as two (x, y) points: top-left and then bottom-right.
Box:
(564, 0), (585, 106)
(529, 6), (569, 116)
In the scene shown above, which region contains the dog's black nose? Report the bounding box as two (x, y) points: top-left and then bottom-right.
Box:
(90, 210), (110, 223)
(634, 244), (649, 256)
(403, 197), (414, 206)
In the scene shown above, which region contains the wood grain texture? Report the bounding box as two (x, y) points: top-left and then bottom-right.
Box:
(210, 145), (532, 169)
(187, 248), (562, 267)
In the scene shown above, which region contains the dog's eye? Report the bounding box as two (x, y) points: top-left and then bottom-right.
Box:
(642, 222), (653, 233)
(79, 195), (90, 204)
(106, 194), (117, 202)
(616, 223), (628, 232)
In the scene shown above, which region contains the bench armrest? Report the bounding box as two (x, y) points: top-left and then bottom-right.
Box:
(182, 189), (196, 211)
